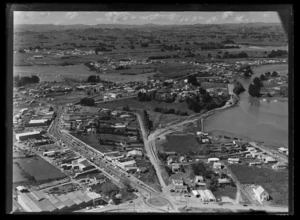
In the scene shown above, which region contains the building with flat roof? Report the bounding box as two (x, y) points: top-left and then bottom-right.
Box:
(16, 130), (41, 141)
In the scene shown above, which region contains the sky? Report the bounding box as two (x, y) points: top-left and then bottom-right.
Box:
(14, 11), (281, 25)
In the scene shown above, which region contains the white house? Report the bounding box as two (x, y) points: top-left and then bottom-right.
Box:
(228, 158), (240, 164)
(278, 147), (288, 154)
(272, 162), (288, 170)
(213, 162), (222, 170)
(253, 186), (270, 204)
(208, 158), (220, 163)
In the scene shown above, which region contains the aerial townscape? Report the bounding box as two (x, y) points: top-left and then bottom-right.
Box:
(11, 10), (291, 214)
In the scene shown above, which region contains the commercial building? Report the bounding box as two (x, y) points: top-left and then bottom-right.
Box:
(16, 130), (41, 141)
(198, 190), (216, 202)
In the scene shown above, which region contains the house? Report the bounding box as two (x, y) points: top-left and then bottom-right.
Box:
(171, 163), (182, 173)
(264, 156), (277, 164)
(228, 158), (240, 164)
(172, 179), (184, 187)
(253, 186), (270, 204)
(278, 147), (288, 154)
(218, 178), (231, 185)
(208, 158), (220, 163)
(127, 150), (143, 158)
(213, 162), (222, 170)
(272, 162), (288, 170)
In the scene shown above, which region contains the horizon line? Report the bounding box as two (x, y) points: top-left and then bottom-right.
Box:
(15, 22), (281, 26)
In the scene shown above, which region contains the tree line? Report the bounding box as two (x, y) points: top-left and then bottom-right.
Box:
(14, 75), (40, 87)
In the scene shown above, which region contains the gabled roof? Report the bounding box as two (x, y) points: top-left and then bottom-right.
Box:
(254, 186), (267, 196)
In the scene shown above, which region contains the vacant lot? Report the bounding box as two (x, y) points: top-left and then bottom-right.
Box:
(13, 156), (66, 184)
(161, 133), (206, 154)
(228, 164), (288, 206)
(135, 159), (161, 192)
(213, 185), (237, 200)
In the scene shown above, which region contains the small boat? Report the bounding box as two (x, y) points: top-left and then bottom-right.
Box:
(273, 100), (278, 102)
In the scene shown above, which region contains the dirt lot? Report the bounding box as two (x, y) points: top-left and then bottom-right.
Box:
(228, 164), (288, 206)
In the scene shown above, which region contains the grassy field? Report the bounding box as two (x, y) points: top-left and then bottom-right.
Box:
(161, 133), (206, 154)
(213, 185), (237, 200)
(228, 164), (288, 206)
(13, 156), (66, 184)
(155, 63), (205, 79)
(135, 158), (161, 192)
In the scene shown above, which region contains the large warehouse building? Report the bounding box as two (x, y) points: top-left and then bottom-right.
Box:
(17, 190), (103, 212)
(15, 130), (41, 141)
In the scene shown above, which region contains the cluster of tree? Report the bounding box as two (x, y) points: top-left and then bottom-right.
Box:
(154, 107), (188, 116)
(141, 42), (149, 47)
(143, 110), (153, 131)
(238, 65), (253, 77)
(187, 74), (200, 86)
(99, 139), (117, 146)
(95, 47), (112, 54)
(260, 71), (279, 81)
(80, 97), (95, 106)
(115, 65), (130, 70)
(201, 42), (240, 50)
(148, 54), (179, 60)
(159, 44), (182, 51)
(155, 93), (176, 103)
(268, 50), (288, 58)
(14, 75), (40, 87)
(165, 165), (173, 176)
(221, 51), (248, 59)
(87, 75), (101, 83)
(137, 91), (156, 102)
(232, 80), (246, 95)
(221, 39), (235, 44)
(248, 77), (263, 97)
(191, 162), (215, 179)
(157, 152), (169, 162)
(186, 89), (229, 113)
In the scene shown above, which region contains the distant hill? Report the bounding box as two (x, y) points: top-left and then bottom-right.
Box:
(14, 22), (281, 33)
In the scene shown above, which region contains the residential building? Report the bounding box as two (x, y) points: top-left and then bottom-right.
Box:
(213, 162), (222, 170)
(253, 186), (270, 204)
(272, 162), (288, 170)
(207, 158), (220, 163)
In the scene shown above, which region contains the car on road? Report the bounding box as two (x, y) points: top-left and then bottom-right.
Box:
(243, 204), (248, 207)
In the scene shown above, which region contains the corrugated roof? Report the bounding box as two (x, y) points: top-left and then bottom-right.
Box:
(30, 191), (45, 201)
(66, 192), (83, 205)
(39, 199), (58, 212)
(50, 195), (66, 210)
(75, 191), (90, 203)
(20, 193), (42, 212)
